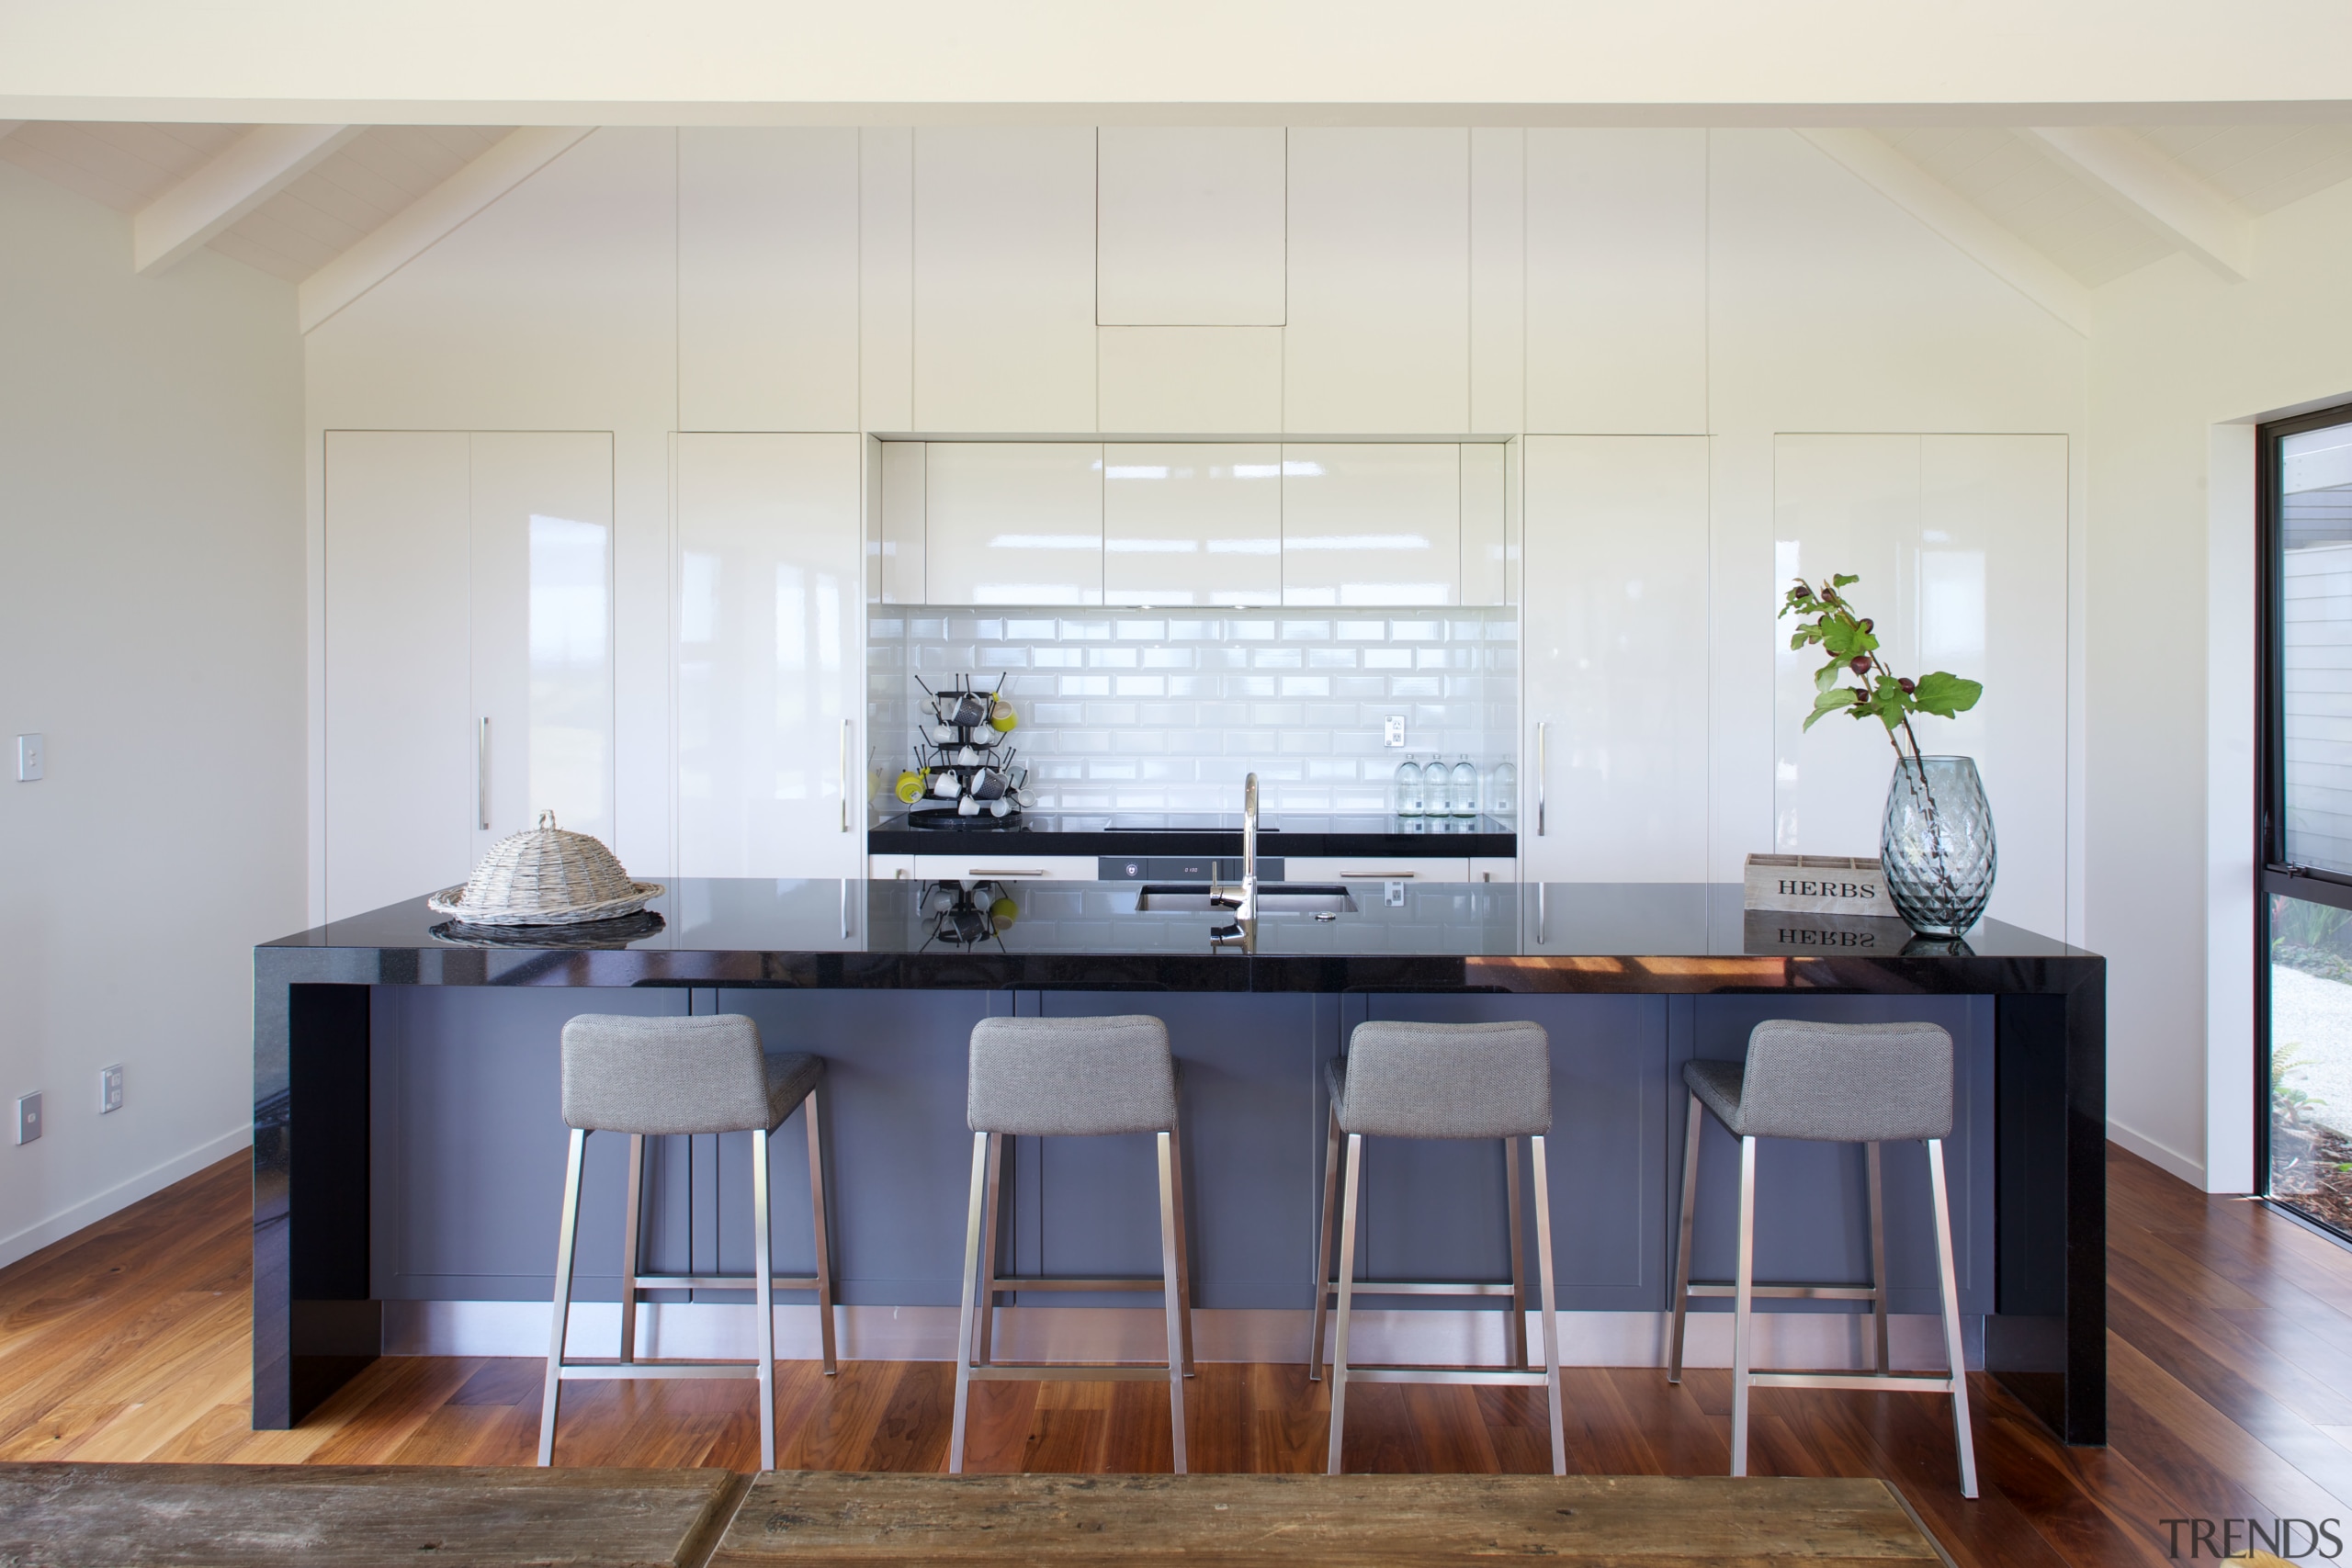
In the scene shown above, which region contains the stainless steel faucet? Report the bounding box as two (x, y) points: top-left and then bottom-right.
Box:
(1210, 772), (1259, 950)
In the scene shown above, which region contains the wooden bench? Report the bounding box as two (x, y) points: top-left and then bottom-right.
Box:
(0, 1462), (743, 1568)
(707, 1472), (1951, 1566)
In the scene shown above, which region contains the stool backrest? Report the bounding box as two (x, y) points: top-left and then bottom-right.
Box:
(968, 1015), (1178, 1136)
(1740, 1020), (1953, 1142)
(561, 1013), (772, 1135)
(1341, 1020), (1551, 1139)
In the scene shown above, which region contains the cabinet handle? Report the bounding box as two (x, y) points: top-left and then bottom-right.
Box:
(1535, 720), (1548, 837)
(1339, 872), (1416, 879)
(970, 869), (1047, 877)
(1537, 882), (1547, 945)
(840, 719), (853, 832)
(478, 717), (491, 830)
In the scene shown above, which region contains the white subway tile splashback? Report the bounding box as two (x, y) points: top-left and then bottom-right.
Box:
(871, 605), (1516, 814)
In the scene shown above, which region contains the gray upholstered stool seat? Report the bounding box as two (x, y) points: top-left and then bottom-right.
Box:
(1312, 1019), (1567, 1476)
(1668, 1018), (1975, 1498)
(539, 1013), (836, 1472)
(950, 1014), (1194, 1474)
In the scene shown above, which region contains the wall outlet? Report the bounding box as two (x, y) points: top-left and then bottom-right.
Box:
(1383, 716), (1406, 748)
(15, 1093), (41, 1145)
(99, 1065), (123, 1115)
(14, 734), (42, 783)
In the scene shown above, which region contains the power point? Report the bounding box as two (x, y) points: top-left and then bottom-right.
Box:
(15, 1093), (41, 1145)
(99, 1066), (123, 1114)
(14, 734), (42, 782)
(1383, 716), (1406, 748)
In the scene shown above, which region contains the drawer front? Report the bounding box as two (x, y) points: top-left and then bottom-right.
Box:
(868, 853), (918, 880)
(1282, 856), (1471, 884)
(912, 854), (1102, 882)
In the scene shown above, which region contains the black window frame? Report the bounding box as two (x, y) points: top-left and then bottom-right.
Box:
(2257, 398), (2352, 1224)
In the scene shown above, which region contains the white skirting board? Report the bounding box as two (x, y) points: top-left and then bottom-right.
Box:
(387, 1302), (1979, 1371)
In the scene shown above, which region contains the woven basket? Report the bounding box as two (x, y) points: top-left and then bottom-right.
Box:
(426, 812), (663, 926)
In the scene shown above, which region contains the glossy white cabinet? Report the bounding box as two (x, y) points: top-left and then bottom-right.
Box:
(912, 129), (1097, 433)
(1281, 443), (1461, 606)
(324, 430), (616, 921)
(1521, 435), (1710, 883)
(1102, 442), (1281, 607)
(678, 128), (860, 432)
(924, 443), (1103, 605)
(1097, 128), (1287, 326)
(674, 433), (864, 879)
(1283, 129), (1470, 434)
(1460, 443), (1509, 607)
(1525, 130), (1707, 434)
(1097, 327), (1283, 434)
(1283, 856), (1472, 884)
(912, 854), (1100, 882)
(1771, 434), (2067, 936)
(876, 440), (926, 604)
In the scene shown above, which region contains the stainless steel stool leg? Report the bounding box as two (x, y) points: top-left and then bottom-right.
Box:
(1928, 1138), (1980, 1499)
(618, 1133), (644, 1366)
(1156, 1130), (1189, 1472)
(1866, 1141), (1889, 1377)
(806, 1084), (838, 1376)
(1505, 1134), (1530, 1371)
(1325, 1131), (1364, 1475)
(1729, 1133), (1758, 1478)
(947, 1130), (988, 1474)
(1529, 1134), (1567, 1476)
(1170, 1113), (1196, 1377)
(1668, 1093), (1702, 1384)
(1307, 1101), (1342, 1381)
(974, 1132), (1003, 1368)
(752, 1127), (778, 1472)
(537, 1126), (587, 1466)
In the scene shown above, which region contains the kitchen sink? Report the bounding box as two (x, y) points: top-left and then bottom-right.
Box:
(1130, 883), (1358, 914)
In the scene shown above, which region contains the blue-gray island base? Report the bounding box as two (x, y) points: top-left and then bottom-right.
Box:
(254, 880), (2104, 1444)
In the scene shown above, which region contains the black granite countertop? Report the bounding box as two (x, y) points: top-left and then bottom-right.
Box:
(866, 811), (1516, 858)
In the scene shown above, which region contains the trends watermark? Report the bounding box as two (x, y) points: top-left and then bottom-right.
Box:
(2157, 1517), (2343, 1560)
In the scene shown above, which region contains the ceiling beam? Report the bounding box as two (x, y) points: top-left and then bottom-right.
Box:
(2020, 125), (2252, 282)
(133, 123), (359, 275)
(297, 125), (591, 333)
(1796, 128), (2090, 337)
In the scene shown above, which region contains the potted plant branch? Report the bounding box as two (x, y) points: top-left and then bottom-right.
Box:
(1781, 574), (1996, 938)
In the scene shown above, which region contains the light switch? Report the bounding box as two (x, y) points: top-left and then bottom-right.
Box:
(14, 734), (42, 782)
(15, 1093), (41, 1145)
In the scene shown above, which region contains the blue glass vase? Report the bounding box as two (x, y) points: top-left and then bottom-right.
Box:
(1881, 755), (1997, 938)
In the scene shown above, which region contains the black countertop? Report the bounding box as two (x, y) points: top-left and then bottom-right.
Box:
(259, 879), (2096, 996)
(867, 811), (1516, 858)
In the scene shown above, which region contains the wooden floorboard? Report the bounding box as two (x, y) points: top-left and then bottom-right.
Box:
(2, 1145), (2347, 1567)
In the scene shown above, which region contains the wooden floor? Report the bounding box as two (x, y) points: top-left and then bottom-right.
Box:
(1, 1146), (2346, 1567)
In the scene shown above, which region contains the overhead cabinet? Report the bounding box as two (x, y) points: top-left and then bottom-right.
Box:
(1103, 442), (1282, 607)
(922, 443), (1105, 605)
(323, 430), (615, 921)
(1096, 128), (1287, 326)
(1280, 444), (1463, 606)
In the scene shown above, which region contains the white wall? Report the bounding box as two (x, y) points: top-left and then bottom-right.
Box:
(2088, 176), (2352, 1191)
(0, 161), (305, 1266)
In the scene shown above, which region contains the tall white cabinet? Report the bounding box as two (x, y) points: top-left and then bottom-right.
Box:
(674, 433), (865, 879)
(1521, 436), (1711, 883)
(323, 430), (616, 921)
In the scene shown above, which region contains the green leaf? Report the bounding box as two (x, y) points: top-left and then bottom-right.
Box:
(1815, 660), (1844, 694)
(1908, 671), (1984, 718)
(1803, 685), (1858, 731)
(1831, 573), (1860, 588)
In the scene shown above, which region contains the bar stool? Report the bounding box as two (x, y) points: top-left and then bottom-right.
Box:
(538, 1013), (836, 1472)
(1309, 1020), (1566, 1476)
(1667, 1019), (1976, 1498)
(949, 1014), (1194, 1474)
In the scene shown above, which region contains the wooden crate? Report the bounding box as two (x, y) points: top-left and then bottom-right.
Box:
(1743, 853), (1891, 917)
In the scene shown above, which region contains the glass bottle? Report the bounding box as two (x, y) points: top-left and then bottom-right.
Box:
(1424, 754), (1452, 817)
(1451, 757), (1479, 817)
(1488, 761), (1517, 816)
(1393, 756), (1424, 817)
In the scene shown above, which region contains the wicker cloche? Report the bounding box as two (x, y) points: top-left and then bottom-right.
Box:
(426, 812), (663, 926)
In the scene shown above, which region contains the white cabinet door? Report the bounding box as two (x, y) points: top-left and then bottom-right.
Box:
(1097, 128), (1287, 326)
(913, 129), (1097, 433)
(1281, 444), (1461, 606)
(924, 443), (1103, 605)
(1103, 442), (1281, 607)
(912, 854), (1101, 882)
(324, 432), (471, 920)
(678, 129), (860, 432)
(675, 433), (864, 878)
(1283, 856), (1471, 883)
(1460, 443), (1508, 606)
(1771, 434), (2067, 936)
(1283, 130), (1469, 434)
(468, 432), (616, 856)
(1525, 130), (1707, 435)
(1097, 327), (1283, 434)
(1522, 436), (1710, 883)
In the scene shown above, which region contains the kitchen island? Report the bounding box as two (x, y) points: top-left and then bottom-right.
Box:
(254, 880), (2103, 1445)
